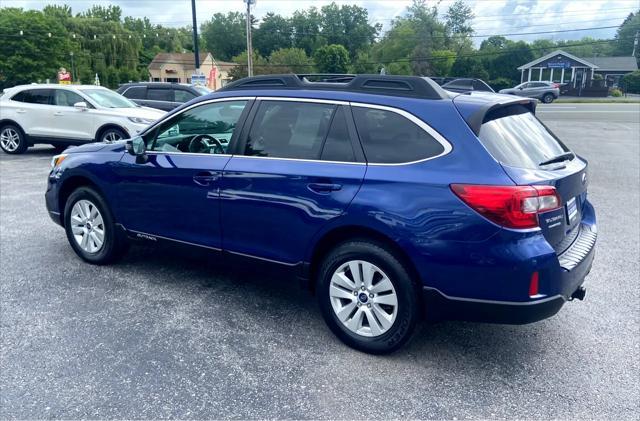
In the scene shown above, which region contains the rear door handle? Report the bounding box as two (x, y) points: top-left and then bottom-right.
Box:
(16, 109), (26, 114)
(193, 171), (219, 186)
(307, 183), (342, 193)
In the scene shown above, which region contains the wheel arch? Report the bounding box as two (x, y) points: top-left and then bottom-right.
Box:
(57, 175), (108, 227)
(0, 119), (27, 137)
(306, 224), (422, 296)
(95, 123), (128, 142)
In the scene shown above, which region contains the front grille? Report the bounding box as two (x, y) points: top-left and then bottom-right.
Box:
(558, 224), (597, 271)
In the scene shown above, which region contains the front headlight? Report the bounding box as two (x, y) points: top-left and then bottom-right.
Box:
(51, 154), (67, 168)
(128, 116), (155, 125)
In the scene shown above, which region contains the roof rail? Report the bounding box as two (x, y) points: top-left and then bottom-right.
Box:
(219, 74), (448, 100)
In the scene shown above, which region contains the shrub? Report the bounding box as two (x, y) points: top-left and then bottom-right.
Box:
(610, 88), (623, 97)
(621, 70), (640, 94)
(489, 77), (513, 91)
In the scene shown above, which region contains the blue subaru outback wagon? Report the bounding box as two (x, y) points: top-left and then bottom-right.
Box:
(45, 75), (596, 354)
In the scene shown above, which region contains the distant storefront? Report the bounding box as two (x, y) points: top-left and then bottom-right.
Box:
(147, 52), (236, 90)
(517, 49), (638, 95)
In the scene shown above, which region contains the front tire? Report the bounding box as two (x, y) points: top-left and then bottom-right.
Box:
(64, 187), (128, 264)
(317, 240), (419, 354)
(0, 124), (28, 154)
(99, 127), (127, 143)
(542, 93), (555, 103)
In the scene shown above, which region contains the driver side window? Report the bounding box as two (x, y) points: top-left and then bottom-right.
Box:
(148, 100), (248, 154)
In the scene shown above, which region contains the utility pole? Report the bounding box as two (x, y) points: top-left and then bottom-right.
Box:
(244, 0), (255, 77)
(191, 0), (200, 72)
(632, 30), (639, 57)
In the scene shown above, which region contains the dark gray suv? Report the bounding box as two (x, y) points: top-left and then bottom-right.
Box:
(500, 82), (560, 103)
(116, 82), (211, 111)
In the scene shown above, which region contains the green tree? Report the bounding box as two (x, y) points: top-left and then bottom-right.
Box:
(351, 50), (379, 74)
(200, 12), (247, 61)
(78, 5), (122, 22)
(429, 50), (456, 76)
(451, 54), (489, 80)
(268, 47), (314, 73)
(253, 13), (292, 56)
(0, 8), (75, 89)
(291, 8), (326, 56)
(445, 0), (474, 52)
(228, 50), (269, 80)
(319, 3), (380, 59)
(613, 11), (640, 60)
(314, 44), (350, 73)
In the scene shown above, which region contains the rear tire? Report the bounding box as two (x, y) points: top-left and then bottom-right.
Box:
(542, 93), (555, 103)
(64, 187), (128, 264)
(0, 124), (28, 154)
(316, 240), (419, 354)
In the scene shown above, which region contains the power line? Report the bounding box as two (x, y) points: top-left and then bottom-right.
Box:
(3, 23), (635, 43)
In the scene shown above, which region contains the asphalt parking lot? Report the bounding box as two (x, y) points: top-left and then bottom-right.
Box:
(1, 102), (639, 419)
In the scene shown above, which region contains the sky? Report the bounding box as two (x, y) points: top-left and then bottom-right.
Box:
(3, 0), (639, 46)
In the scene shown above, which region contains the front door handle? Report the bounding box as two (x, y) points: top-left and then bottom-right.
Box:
(16, 109), (26, 114)
(193, 171), (219, 186)
(307, 183), (342, 194)
(54, 112), (63, 116)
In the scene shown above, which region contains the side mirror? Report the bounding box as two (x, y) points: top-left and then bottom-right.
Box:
(126, 136), (146, 155)
(73, 101), (88, 110)
(518, 87), (524, 90)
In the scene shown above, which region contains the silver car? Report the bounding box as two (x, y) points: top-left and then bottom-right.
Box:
(499, 82), (560, 103)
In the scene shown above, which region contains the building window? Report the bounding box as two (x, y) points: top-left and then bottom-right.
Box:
(152, 78), (160, 82)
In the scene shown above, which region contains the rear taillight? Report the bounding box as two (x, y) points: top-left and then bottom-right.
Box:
(450, 184), (561, 229)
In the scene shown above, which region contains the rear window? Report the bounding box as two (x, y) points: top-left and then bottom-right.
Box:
(123, 86), (146, 99)
(478, 105), (570, 169)
(352, 107), (445, 163)
(12, 89), (52, 104)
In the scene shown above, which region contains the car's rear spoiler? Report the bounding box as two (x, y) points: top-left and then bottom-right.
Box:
(452, 94), (537, 136)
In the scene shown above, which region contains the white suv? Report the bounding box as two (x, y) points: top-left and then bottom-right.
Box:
(0, 84), (166, 154)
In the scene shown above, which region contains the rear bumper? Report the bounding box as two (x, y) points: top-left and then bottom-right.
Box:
(422, 287), (567, 324)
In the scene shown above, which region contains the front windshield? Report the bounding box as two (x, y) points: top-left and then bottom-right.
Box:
(193, 85), (212, 95)
(80, 89), (137, 108)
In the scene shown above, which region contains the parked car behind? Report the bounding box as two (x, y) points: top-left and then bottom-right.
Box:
(117, 82), (212, 111)
(0, 84), (165, 154)
(442, 78), (495, 93)
(428, 77), (456, 86)
(499, 81), (560, 103)
(45, 74), (596, 354)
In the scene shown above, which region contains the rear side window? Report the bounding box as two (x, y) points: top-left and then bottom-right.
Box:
(174, 89), (196, 102)
(11, 89), (52, 104)
(352, 107), (445, 163)
(147, 88), (172, 102)
(245, 101), (335, 159)
(478, 105), (569, 169)
(123, 86), (146, 99)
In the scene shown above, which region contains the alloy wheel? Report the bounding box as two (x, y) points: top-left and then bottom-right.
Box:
(103, 131), (123, 142)
(0, 128), (21, 152)
(329, 260), (398, 337)
(70, 199), (105, 253)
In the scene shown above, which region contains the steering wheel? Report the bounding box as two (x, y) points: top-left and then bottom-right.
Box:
(188, 134), (225, 154)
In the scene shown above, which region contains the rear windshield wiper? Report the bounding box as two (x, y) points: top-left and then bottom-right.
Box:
(539, 151), (575, 167)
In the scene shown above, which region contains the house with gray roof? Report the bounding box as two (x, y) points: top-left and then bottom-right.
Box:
(517, 50), (638, 93)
